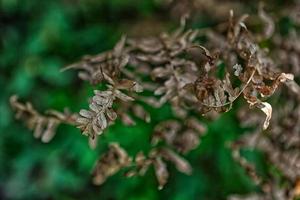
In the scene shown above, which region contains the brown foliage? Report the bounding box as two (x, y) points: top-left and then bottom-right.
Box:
(10, 1), (300, 192)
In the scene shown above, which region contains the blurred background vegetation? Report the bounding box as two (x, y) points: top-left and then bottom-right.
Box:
(0, 0), (285, 199)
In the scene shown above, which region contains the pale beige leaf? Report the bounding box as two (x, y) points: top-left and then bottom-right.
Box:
(259, 102), (272, 130)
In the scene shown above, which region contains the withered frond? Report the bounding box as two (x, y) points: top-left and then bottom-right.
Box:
(9, 2), (300, 192)
(124, 147), (192, 190)
(92, 143), (132, 185)
(76, 74), (143, 138)
(10, 95), (77, 143)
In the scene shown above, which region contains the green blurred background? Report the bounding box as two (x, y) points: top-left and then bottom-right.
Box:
(0, 0), (270, 199)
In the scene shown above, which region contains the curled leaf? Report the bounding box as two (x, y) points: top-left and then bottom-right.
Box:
(257, 102), (272, 130)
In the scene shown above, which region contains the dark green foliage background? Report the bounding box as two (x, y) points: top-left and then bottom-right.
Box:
(0, 1), (267, 199)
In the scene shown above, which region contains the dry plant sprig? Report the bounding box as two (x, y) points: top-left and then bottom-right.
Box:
(76, 73), (143, 139)
(227, 5), (300, 198)
(92, 143), (132, 185)
(124, 146), (192, 190)
(92, 142), (192, 190)
(9, 95), (77, 143)
(229, 133), (300, 200)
